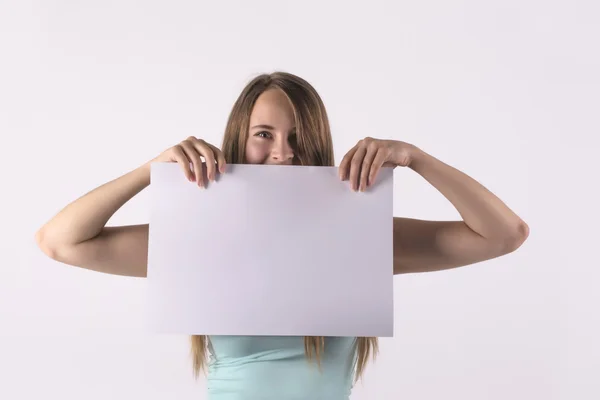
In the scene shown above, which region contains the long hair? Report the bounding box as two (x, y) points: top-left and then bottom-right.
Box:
(191, 71), (378, 383)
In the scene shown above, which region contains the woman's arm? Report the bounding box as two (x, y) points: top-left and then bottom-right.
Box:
(339, 138), (529, 275)
(392, 148), (528, 274)
(35, 165), (152, 277)
(35, 136), (226, 277)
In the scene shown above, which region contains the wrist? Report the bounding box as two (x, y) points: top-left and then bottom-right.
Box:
(133, 162), (152, 187)
(407, 145), (427, 170)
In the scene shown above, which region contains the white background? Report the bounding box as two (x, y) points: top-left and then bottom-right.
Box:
(0, 0), (597, 399)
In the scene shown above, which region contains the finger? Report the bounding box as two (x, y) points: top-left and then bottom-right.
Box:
(171, 145), (195, 182)
(349, 146), (366, 191)
(338, 144), (358, 180)
(359, 146), (378, 192)
(206, 142), (227, 174)
(368, 148), (388, 187)
(193, 138), (217, 182)
(180, 140), (205, 187)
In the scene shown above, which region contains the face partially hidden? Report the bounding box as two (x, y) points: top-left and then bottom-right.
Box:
(245, 88), (298, 165)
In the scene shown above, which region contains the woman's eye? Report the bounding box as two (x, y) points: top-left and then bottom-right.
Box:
(256, 131), (271, 138)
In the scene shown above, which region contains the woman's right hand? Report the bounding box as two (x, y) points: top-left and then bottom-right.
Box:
(152, 136), (227, 188)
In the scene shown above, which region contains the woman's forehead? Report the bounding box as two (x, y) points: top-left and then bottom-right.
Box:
(250, 89), (295, 128)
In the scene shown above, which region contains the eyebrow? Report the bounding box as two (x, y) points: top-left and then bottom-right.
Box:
(250, 124), (275, 130)
(250, 124), (297, 132)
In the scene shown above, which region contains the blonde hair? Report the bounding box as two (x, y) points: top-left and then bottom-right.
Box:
(191, 71), (378, 382)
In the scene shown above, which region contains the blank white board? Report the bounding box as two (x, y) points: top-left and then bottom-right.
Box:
(147, 163), (394, 337)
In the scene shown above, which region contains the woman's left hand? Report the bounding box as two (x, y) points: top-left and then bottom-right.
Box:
(339, 137), (418, 192)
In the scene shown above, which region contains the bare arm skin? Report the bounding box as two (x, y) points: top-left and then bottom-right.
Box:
(35, 137), (226, 277)
(339, 138), (529, 275)
(35, 164), (151, 277)
(391, 148), (528, 274)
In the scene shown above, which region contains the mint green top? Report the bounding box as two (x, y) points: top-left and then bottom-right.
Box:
(206, 336), (358, 399)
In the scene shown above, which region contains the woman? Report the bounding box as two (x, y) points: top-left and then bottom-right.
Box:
(35, 71), (529, 399)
